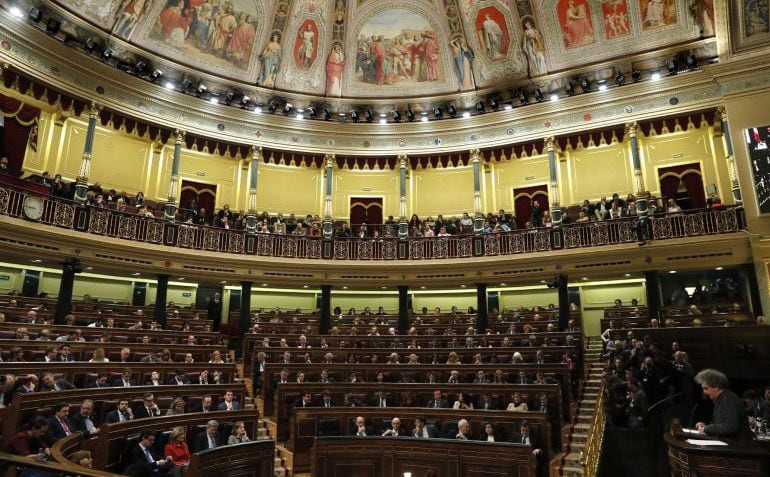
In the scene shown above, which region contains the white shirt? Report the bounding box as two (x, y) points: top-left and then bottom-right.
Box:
(487, 435), (495, 442)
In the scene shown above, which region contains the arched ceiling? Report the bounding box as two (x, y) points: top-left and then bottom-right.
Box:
(28, 0), (718, 102)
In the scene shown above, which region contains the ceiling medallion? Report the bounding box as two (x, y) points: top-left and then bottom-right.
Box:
(583, 113), (592, 122)
(624, 105), (635, 114)
(1, 40), (11, 50)
(398, 141), (406, 148)
(433, 138), (442, 147)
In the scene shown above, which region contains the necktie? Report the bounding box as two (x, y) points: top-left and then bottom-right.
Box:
(144, 448), (154, 463)
(85, 417), (95, 433)
(60, 419), (71, 434)
(434, 402), (438, 408)
(380, 399), (385, 407)
(147, 407), (152, 416)
(119, 412), (126, 422)
(209, 436), (216, 448)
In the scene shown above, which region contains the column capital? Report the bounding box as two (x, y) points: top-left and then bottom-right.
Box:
(470, 148), (482, 162)
(250, 145), (263, 160)
(544, 136), (556, 151)
(0, 62), (8, 79)
(625, 122), (639, 137)
(173, 129), (186, 143)
(398, 154), (408, 168)
(716, 105), (727, 122)
(324, 153), (336, 167)
(87, 101), (102, 118)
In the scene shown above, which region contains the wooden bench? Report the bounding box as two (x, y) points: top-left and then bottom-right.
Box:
(293, 407), (549, 473)
(79, 410), (260, 471)
(313, 436), (537, 477)
(0, 384), (248, 446)
(0, 321), (222, 344)
(185, 439), (274, 477)
(600, 312), (754, 332)
(0, 339), (226, 363)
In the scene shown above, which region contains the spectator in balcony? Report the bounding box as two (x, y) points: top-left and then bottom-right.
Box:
(0, 157), (11, 175)
(437, 226), (451, 237)
(594, 195), (610, 220)
(137, 206), (155, 218)
(132, 192), (145, 206)
(542, 210), (553, 227)
(531, 200), (543, 227)
(409, 214), (421, 229)
(625, 380), (647, 428)
(666, 198), (682, 213)
(609, 202), (623, 219)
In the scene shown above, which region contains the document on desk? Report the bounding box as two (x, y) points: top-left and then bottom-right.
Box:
(685, 439), (729, 446)
(681, 428), (701, 435)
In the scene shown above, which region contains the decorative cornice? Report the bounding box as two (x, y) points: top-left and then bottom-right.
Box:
(2, 11), (770, 155)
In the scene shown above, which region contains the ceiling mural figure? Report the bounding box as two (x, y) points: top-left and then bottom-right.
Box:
(442, 0), (476, 91)
(277, 0), (327, 94)
(687, 0), (715, 37)
(521, 16), (546, 76)
(113, 0), (155, 39)
(459, 1), (526, 86)
(130, 0), (269, 83)
(325, 0), (348, 97)
(601, 0), (631, 40)
(345, 2), (456, 97)
(558, 0), (596, 48)
(729, 0), (770, 52)
(260, 0), (293, 88)
(53, 0), (125, 30)
(640, 0), (678, 31)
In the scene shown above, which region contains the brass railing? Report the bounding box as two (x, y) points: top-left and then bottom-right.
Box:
(0, 183), (745, 261)
(582, 382), (607, 477)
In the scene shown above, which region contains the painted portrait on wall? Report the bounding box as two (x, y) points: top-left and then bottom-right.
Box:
(112, 0), (155, 39)
(729, 0), (770, 52)
(601, 0), (631, 39)
(640, 0), (678, 31)
(474, 6), (510, 60)
(293, 19), (319, 68)
(557, 0), (596, 48)
(325, 43), (345, 96)
(521, 15), (547, 76)
(354, 8), (441, 86)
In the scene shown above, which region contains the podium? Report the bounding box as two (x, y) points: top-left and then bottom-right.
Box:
(665, 428), (770, 476)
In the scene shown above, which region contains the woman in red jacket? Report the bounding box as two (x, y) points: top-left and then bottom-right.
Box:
(163, 426), (190, 467)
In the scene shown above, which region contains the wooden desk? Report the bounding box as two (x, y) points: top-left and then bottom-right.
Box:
(293, 407), (549, 473)
(185, 440), (274, 477)
(0, 339), (225, 363)
(665, 432), (770, 476)
(313, 436), (536, 477)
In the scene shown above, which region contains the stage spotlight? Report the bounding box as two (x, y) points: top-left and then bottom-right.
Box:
(378, 114), (387, 125)
(350, 110), (360, 123)
(84, 37), (97, 53)
(150, 70), (163, 81)
(615, 72), (626, 86)
(686, 54), (698, 70)
(518, 90), (529, 105)
(420, 112), (429, 122)
(433, 107), (443, 119)
(307, 107), (317, 119)
(322, 108), (331, 121)
(489, 97), (499, 110)
(240, 96), (251, 108)
(462, 110), (471, 118)
(223, 92), (234, 105)
(208, 93), (220, 104)
(476, 101), (485, 113)
(9, 6), (23, 18)
(405, 108), (415, 122)
(448, 104), (457, 118)
(565, 80), (575, 96)
(597, 80), (608, 91)
(580, 78), (591, 92)
(46, 19), (61, 34)
(631, 70), (642, 82)
(196, 84), (207, 97)
(533, 88), (544, 102)
(253, 104), (263, 113)
(164, 81), (175, 90)
(101, 49), (113, 61)
(283, 103), (294, 115)
(503, 101), (513, 110)
(391, 110), (401, 122)
(28, 7), (43, 23)
(181, 79), (193, 92)
(134, 61), (148, 75)
(364, 109), (374, 122)
(651, 71), (662, 81)
(267, 101), (278, 113)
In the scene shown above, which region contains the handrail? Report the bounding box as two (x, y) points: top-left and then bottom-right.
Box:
(0, 182), (745, 261)
(581, 382), (606, 477)
(647, 392), (685, 414)
(0, 450), (119, 477)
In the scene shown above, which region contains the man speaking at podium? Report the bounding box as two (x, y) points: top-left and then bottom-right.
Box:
(694, 368), (752, 440)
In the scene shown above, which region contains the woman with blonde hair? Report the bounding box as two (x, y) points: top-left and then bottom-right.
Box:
(166, 397), (186, 415)
(228, 421), (251, 445)
(70, 450), (92, 468)
(164, 426), (191, 466)
(89, 347), (109, 362)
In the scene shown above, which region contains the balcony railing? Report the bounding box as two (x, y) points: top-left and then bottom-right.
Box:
(0, 184), (745, 261)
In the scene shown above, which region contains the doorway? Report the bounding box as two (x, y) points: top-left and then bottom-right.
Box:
(513, 185), (549, 229)
(657, 163), (706, 210)
(181, 179), (218, 224)
(349, 197), (383, 233)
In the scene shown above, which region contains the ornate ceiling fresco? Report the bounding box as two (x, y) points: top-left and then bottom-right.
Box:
(26, 0), (718, 100)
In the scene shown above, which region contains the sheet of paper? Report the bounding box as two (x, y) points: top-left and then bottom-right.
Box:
(681, 428), (700, 435)
(685, 439), (729, 446)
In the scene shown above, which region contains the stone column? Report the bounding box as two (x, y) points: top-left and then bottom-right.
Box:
(154, 274), (169, 328)
(556, 275), (570, 331)
(239, 281), (252, 339)
(246, 146), (261, 233)
(163, 130), (185, 223)
(475, 283), (488, 334)
(627, 122), (648, 216)
(322, 154), (335, 238)
(398, 285), (409, 335)
(546, 137), (562, 226)
(54, 258), (81, 324)
(398, 155), (409, 239)
(319, 285), (332, 334)
(718, 106), (742, 204)
(73, 102), (101, 204)
(471, 149), (484, 233)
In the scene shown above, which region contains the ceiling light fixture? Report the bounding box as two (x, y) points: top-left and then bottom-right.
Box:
(651, 71), (662, 81)
(9, 6), (23, 18)
(476, 101), (485, 114)
(164, 81), (175, 90)
(364, 109), (374, 123)
(350, 110), (360, 123)
(306, 107), (317, 119)
(28, 7), (43, 23)
(282, 103), (294, 115)
(597, 80), (608, 91)
(405, 108), (415, 122)
(196, 84), (207, 97)
(631, 70), (642, 82)
(433, 107), (443, 120)
(448, 104), (457, 118)
(580, 78), (591, 92)
(565, 81), (575, 96)
(518, 91), (529, 105)
(391, 110), (401, 122)
(533, 88), (544, 102)
(615, 72), (626, 86)
(462, 110), (471, 118)
(322, 108), (331, 121)
(549, 93), (559, 102)
(240, 96), (251, 108)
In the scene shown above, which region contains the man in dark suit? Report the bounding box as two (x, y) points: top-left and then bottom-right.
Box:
(351, 416), (371, 436)
(370, 391), (390, 408)
(695, 368), (752, 440)
(70, 398), (100, 437)
(426, 390), (449, 409)
(126, 430), (181, 476)
(252, 352), (268, 395)
(192, 395), (214, 413)
(478, 393), (503, 410)
(85, 373), (110, 389)
(510, 421), (544, 458)
(39, 373), (75, 392)
(320, 390), (336, 408)
(294, 391), (314, 411)
(217, 391), (240, 411)
(45, 402), (74, 446)
(112, 369), (134, 388)
(193, 420), (223, 452)
(207, 293), (223, 332)
(381, 417), (406, 436)
(104, 399), (133, 423)
(167, 371), (189, 386)
(37, 346), (58, 362)
(133, 393), (161, 419)
(412, 416), (438, 438)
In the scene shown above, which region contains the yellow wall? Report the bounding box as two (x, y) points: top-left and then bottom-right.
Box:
(412, 290), (476, 312)
(498, 288), (559, 310)
(257, 164), (321, 216)
(565, 142), (633, 204)
(331, 292), (399, 312)
(146, 284), (197, 307)
(577, 280), (646, 336)
(412, 166), (475, 217)
(332, 169), (400, 222)
(159, 146), (244, 209)
(490, 155), (549, 213)
(247, 289), (317, 311)
(0, 266), (25, 294)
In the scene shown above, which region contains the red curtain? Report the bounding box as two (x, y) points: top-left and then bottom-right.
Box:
(349, 198), (383, 229)
(513, 185), (549, 228)
(0, 93), (40, 177)
(658, 163), (705, 209)
(181, 180), (217, 222)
